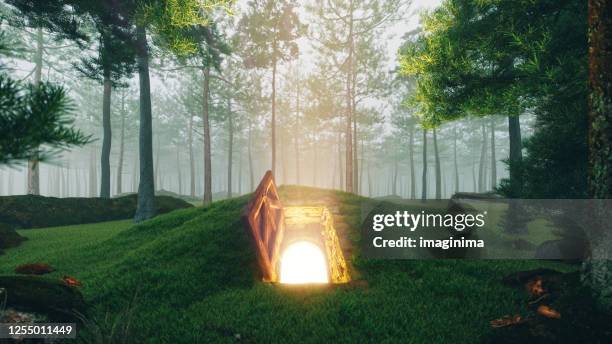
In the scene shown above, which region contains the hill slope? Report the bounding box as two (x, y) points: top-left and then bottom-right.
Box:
(1, 187), (577, 343)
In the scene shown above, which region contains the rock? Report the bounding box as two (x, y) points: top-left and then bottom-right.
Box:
(15, 263), (56, 275)
(0, 194), (193, 229)
(502, 268), (563, 286)
(0, 223), (26, 249)
(535, 239), (585, 260)
(0, 276), (86, 321)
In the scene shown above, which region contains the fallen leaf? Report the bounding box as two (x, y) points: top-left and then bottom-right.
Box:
(537, 305), (561, 319)
(62, 275), (82, 287)
(490, 315), (526, 328)
(15, 263), (55, 275)
(526, 277), (545, 296)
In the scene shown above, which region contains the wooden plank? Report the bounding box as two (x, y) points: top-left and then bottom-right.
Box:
(241, 171), (285, 282)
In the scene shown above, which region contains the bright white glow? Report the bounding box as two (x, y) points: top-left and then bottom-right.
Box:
(279, 241), (329, 284)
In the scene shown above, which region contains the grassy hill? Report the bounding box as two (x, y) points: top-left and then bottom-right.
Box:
(0, 187), (578, 343)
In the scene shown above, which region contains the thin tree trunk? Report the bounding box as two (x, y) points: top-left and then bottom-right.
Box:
(472, 159), (477, 192)
(359, 138), (364, 194)
(367, 162), (372, 197)
(409, 126), (415, 199)
(345, 0), (354, 193)
(27, 27), (43, 195)
(392, 160), (398, 196)
(295, 78), (300, 185)
(132, 156), (138, 193)
(227, 97), (233, 198)
(89, 148), (97, 197)
(271, 41), (278, 176)
(238, 141), (242, 195)
(454, 127), (459, 193)
(134, 24), (156, 222)
(248, 118), (254, 192)
(421, 128), (427, 201)
(312, 145), (318, 186)
(176, 147), (182, 195)
(100, 76), (112, 198)
(490, 118), (497, 190)
(116, 91), (126, 195)
(154, 135), (161, 190)
(433, 127), (441, 199)
(478, 123), (487, 193)
(352, 82), (358, 193)
(338, 131), (344, 189)
(188, 114), (195, 197)
(508, 116), (522, 195)
(584, 0), (612, 311)
(202, 67), (212, 204)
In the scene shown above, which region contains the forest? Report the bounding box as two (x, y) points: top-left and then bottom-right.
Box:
(0, 0), (611, 342)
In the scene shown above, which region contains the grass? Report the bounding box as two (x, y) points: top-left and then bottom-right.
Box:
(0, 187), (576, 343)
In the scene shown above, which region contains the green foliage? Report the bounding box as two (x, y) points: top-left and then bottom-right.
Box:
(0, 73), (91, 165)
(399, 0), (575, 125)
(237, 1), (304, 69)
(400, 0), (588, 198)
(142, 0), (235, 56)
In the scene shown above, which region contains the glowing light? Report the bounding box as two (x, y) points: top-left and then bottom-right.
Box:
(279, 241), (329, 284)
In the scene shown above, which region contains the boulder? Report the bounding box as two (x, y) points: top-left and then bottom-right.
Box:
(0, 194), (193, 229)
(0, 276), (85, 321)
(0, 223), (26, 252)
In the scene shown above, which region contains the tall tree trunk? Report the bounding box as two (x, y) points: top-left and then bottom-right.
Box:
(227, 97), (233, 198)
(392, 160), (398, 196)
(154, 135), (160, 189)
(433, 128), (441, 199)
(359, 138), (364, 194)
(132, 157), (138, 193)
(312, 145), (318, 186)
(134, 24), (156, 222)
(421, 128), (427, 201)
(295, 78), (300, 185)
(352, 81), (358, 193)
(454, 127), (459, 193)
(584, 0), (612, 311)
(409, 126), (416, 199)
(188, 114), (195, 197)
(490, 118), (497, 190)
(202, 67), (212, 204)
(248, 118), (254, 192)
(508, 116), (523, 195)
(367, 162), (372, 197)
(116, 91), (126, 195)
(271, 42), (278, 176)
(27, 27), (43, 195)
(345, 0), (355, 193)
(472, 159), (477, 192)
(7, 169), (13, 195)
(238, 142), (243, 195)
(100, 75), (112, 198)
(176, 147), (182, 195)
(478, 123), (487, 193)
(89, 148), (97, 197)
(338, 131), (344, 189)
(75, 169), (80, 196)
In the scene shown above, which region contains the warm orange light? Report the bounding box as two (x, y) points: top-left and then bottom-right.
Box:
(279, 241), (329, 284)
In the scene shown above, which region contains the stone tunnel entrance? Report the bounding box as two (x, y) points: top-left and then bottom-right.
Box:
(241, 171), (351, 284)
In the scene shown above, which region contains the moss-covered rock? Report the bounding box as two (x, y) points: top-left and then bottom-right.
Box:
(0, 223), (26, 252)
(0, 275), (86, 321)
(0, 194), (193, 229)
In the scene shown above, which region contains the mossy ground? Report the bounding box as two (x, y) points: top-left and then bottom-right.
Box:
(0, 187), (579, 343)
